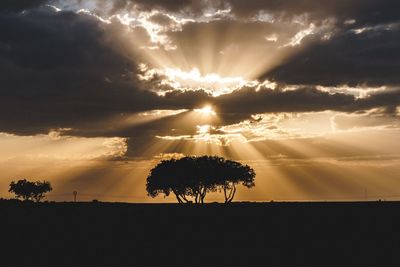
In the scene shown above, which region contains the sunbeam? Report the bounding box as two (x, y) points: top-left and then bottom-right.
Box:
(0, 0), (399, 203)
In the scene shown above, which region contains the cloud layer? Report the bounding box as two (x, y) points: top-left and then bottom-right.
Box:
(0, 0), (399, 159)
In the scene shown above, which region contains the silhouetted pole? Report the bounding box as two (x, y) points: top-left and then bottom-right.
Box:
(73, 191), (78, 202)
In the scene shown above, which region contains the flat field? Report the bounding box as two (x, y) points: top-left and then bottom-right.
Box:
(1, 201), (399, 267)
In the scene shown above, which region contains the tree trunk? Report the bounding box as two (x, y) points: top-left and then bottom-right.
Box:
(200, 187), (206, 204)
(172, 190), (184, 203)
(174, 193), (183, 203)
(223, 186), (228, 203)
(227, 184), (236, 203)
(181, 194), (190, 203)
(224, 183), (236, 203)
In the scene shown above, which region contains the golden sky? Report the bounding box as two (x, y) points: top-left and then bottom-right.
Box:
(0, 0), (399, 202)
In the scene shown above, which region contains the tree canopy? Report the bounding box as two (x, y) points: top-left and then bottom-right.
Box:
(9, 179), (52, 202)
(146, 156), (255, 203)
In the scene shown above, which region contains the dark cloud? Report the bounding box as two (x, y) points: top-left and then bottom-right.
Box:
(106, 0), (400, 27)
(262, 24), (400, 87)
(226, 0), (400, 25)
(333, 109), (400, 130)
(0, 0), (398, 157)
(0, 6), (205, 135)
(356, 90), (400, 111)
(0, 7), (143, 134)
(212, 86), (400, 125)
(215, 87), (355, 122)
(0, 0), (47, 13)
(108, 0), (212, 15)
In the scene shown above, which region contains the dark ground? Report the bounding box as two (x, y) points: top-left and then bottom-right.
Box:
(1, 200), (400, 267)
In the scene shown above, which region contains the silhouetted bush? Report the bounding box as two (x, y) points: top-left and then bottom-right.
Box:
(146, 156), (255, 203)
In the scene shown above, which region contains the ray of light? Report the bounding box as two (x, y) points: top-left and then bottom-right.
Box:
(0, 133), (127, 160)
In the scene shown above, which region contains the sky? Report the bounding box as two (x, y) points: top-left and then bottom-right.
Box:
(0, 0), (399, 202)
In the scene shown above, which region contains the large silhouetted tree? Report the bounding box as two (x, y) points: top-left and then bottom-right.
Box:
(9, 179), (52, 202)
(146, 156), (255, 203)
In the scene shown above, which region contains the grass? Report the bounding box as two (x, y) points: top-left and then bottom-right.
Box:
(1, 200), (399, 266)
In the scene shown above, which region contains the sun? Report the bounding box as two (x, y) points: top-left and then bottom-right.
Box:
(194, 105), (216, 116)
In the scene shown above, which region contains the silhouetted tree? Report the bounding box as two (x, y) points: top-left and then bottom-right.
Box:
(219, 159), (255, 203)
(146, 156), (255, 203)
(9, 179), (52, 202)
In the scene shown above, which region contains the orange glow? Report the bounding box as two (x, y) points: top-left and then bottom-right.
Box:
(1, 127), (400, 202)
(1, 4), (399, 204)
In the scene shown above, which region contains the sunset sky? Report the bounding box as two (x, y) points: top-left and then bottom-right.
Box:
(1, 0), (399, 202)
